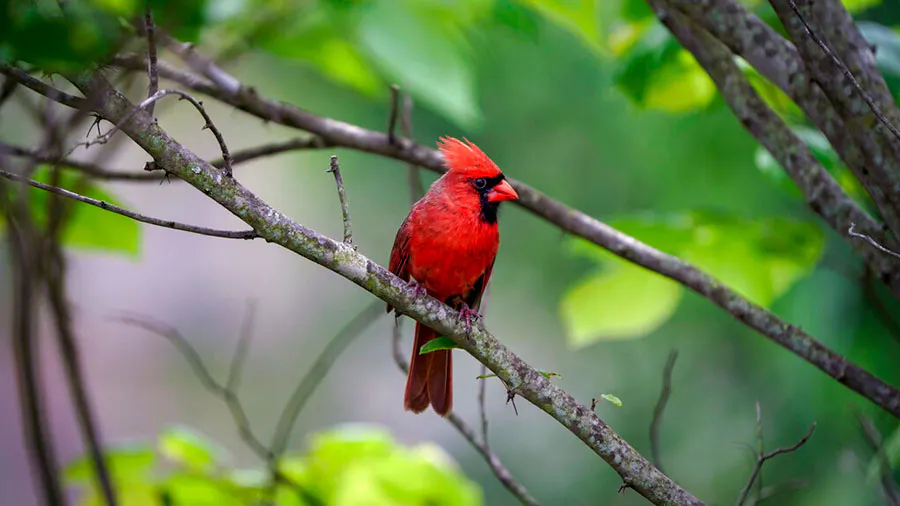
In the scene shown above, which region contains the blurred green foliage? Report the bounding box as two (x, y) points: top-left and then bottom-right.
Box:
(65, 425), (482, 506)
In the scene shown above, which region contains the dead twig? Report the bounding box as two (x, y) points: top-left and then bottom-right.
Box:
(0, 168), (258, 239)
(850, 223), (900, 260)
(327, 155), (354, 246)
(143, 10), (159, 117)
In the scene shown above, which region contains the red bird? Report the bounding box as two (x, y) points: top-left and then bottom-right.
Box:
(387, 137), (519, 416)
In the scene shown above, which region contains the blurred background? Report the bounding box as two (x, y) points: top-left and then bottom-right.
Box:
(2, 0), (900, 504)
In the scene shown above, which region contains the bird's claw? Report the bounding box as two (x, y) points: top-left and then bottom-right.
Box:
(457, 303), (482, 339)
(407, 279), (427, 299)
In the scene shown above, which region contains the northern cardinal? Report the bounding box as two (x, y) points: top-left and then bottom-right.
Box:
(387, 137), (519, 416)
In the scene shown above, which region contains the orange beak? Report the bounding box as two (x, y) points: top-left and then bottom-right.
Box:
(487, 179), (519, 202)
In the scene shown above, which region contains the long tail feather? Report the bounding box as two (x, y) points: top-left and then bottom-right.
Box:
(404, 322), (453, 416)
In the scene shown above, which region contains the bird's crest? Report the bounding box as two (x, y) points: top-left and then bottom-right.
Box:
(437, 137), (501, 176)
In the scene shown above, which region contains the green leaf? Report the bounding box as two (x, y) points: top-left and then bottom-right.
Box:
(519, 0), (602, 53)
(64, 444), (155, 485)
(419, 336), (461, 354)
(158, 425), (226, 472)
(560, 258), (684, 346)
(304, 425), (481, 505)
(560, 212), (825, 347)
(477, 369), (559, 380)
(538, 369), (562, 380)
(613, 23), (716, 112)
(163, 474), (243, 506)
(841, 0), (882, 14)
(358, 1), (482, 129)
(599, 394), (622, 407)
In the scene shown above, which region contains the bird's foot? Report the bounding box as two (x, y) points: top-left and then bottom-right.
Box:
(457, 303), (482, 339)
(407, 279), (427, 299)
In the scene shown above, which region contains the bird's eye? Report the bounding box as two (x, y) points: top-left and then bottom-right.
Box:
(474, 178), (487, 189)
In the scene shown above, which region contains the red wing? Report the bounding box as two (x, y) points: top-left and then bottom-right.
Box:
(462, 257), (494, 312)
(386, 216), (412, 313)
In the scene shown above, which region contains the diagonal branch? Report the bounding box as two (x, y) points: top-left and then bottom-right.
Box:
(650, 350), (677, 474)
(68, 71), (701, 505)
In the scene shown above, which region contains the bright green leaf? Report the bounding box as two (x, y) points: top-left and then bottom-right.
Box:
(841, 0), (882, 14)
(560, 259), (683, 346)
(304, 425), (481, 506)
(64, 444), (155, 485)
(163, 474), (243, 506)
(519, 0), (602, 53)
(158, 425), (226, 471)
(560, 212), (824, 347)
(538, 369), (562, 380)
(599, 394), (623, 407)
(613, 24), (716, 113)
(419, 336), (461, 354)
(358, 2), (482, 129)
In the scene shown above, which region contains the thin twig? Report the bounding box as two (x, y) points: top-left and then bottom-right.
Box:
(143, 10), (159, 117)
(269, 301), (383, 458)
(0, 168), (258, 239)
(327, 155), (353, 245)
(72, 88), (234, 177)
(857, 413), (900, 506)
(650, 350), (678, 474)
(391, 319), (539, 506)
(0, 65), (86, 109)
(387, 84), (400, 145)
(786, 0), (900, 143)
(735, 405), (816, 506)
(479, 364), (490, 446)
(850, 223), (900, 260)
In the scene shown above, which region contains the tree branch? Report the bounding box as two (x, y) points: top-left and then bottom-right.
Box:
(0, 168), (258, 239)
(857, 413), (900, 506)
(327, 155), (353, 245)
(101, 50), (900, 418)
(65, 72), (699, 505)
